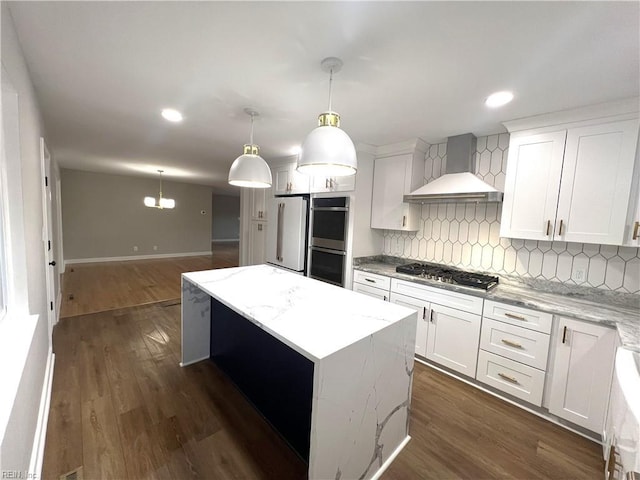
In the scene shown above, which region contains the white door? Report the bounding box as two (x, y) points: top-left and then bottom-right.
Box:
(500, 131), (567, 240)
(265, 197), (307, 272)
(426, 304), (482, 377)
(555, 119), (640, 245)
(390, 292), (429, 357)
(548, 317), (617, 433)
(40, 138), (57, 336)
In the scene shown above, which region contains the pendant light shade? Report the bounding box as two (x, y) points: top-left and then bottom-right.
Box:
(228, 109), (272, 188)
(297, 57), (357, 177)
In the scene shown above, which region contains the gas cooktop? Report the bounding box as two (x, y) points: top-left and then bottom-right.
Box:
(395, 262), (499, 290)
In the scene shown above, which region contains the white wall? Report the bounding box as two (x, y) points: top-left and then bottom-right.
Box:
(1, 4), (54, 475)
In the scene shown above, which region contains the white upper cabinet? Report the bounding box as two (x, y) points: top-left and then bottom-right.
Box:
(557, 120), (639, 244)
(370, 140), (426, 231)
(500, 131), (567, 241)
(272, 160), (310, 195)
(250, 187), (268, 220)
(310, 174), (356, 193)
(502, 104), (640, 245)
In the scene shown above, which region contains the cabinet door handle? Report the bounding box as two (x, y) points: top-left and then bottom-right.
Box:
(504, 312), (526, 321)
(429, 310), (434, 323)
(257, 223), (263, 231)
(422, 306), (426, 320)
(383, 295), (387, 301)
(546, 220), (551, 236)
(559, 219), (564, 236)
(498, 372), (520, 384)
(633, 221), (639, 240)
(402, 215), (407, 227)
(325, 178), (329, 188)
(501, 339), (523, 348)
(562, 325), (568, 344)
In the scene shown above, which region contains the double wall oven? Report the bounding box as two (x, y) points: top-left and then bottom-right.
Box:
(308, 197), (348, 287)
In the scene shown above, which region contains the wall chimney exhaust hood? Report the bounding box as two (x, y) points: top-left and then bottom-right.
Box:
(403, 133), (503, 204)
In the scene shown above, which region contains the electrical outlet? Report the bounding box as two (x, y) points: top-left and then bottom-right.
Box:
(573, 267), (586, 282)
(133, 245), (138, 252)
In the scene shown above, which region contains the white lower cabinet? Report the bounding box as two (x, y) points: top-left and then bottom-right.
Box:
(476, 300), (551, 406)
(390, 292), (429, 357)
(548, 316), (617, 433)
(476, 350), (546, 405)
(426, 303), (482, 377)
(352, 270), (390, 301)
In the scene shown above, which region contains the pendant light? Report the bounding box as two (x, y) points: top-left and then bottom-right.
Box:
(228, 108), (272, 188)
(144, 170), (175, 209)
(297, 57), (357, 177)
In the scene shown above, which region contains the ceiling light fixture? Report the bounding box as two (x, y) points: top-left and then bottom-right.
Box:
(228, 108), (272, 188)
(161, 108), (183, 122)
(144, 169), (175, 209)
(297, 57), (357, 177)
(485, 91), (514, 108)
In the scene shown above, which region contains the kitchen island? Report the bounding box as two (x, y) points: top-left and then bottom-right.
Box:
(181, 264), (417, 480)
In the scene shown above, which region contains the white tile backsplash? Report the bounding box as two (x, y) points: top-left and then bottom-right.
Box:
(382, 133), (640, 294)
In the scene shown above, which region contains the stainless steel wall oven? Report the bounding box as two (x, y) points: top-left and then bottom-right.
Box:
(308, 197), (348, 287)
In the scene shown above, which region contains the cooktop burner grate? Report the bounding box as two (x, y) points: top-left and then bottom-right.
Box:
(395, 262), (499, 290)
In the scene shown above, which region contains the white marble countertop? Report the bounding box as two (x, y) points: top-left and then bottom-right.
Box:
(183, 265), (416, 362)
(353, 258), (640, 353)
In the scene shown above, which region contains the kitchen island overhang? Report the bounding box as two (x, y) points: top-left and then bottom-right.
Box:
(181, 265), (417, 480)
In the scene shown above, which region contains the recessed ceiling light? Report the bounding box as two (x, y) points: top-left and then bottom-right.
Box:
(485, 91), (514, 108)
(161, 108), (183, 122)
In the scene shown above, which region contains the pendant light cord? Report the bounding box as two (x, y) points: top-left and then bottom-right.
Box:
(249, 113), (255, 145)
(327, 68), (334, 112)
(158, 170), (163, 199)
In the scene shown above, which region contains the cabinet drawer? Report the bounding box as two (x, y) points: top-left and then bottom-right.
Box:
(353, 270), (391, 290)
(391, 279), (483, 315)
(352, 283), (389, 301)
(483, 300), (552, 334)
(476, 350), (546, 406)
(480, 318), (550, 370)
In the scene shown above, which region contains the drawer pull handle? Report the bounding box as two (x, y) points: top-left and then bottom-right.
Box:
(504, 312), (526, 321)
(498, 372), (520, 384)
(365, 278), (375, 283)
(501, 339), (523, 348)
(383, 295), (387, 301)
(633, 221), (640, 240)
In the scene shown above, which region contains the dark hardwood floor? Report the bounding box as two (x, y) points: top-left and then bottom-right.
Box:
(43, 249), (604, 480)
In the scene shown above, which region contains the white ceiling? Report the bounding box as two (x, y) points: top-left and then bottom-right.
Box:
(7, 1), (639, 195)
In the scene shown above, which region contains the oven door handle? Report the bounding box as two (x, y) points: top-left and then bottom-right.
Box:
(310, 246), (346, 256)
(312, 206), (348, 212)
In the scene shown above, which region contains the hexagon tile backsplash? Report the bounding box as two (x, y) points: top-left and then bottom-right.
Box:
(382, 133), (640, 294)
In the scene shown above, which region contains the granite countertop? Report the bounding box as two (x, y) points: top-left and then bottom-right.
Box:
(353, 255), (640, 353)
(183, 264), (415, 362)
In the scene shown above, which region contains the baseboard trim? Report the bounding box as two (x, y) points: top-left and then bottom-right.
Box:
(371, 435), (411, 480)
(211, 239), (239, 243)
(66, 251), (212, 264)
(29, 348), (55, 478)
(180, 355), (209, 368)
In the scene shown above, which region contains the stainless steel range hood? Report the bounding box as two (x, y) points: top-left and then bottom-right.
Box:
(403, 133), (503, 204)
